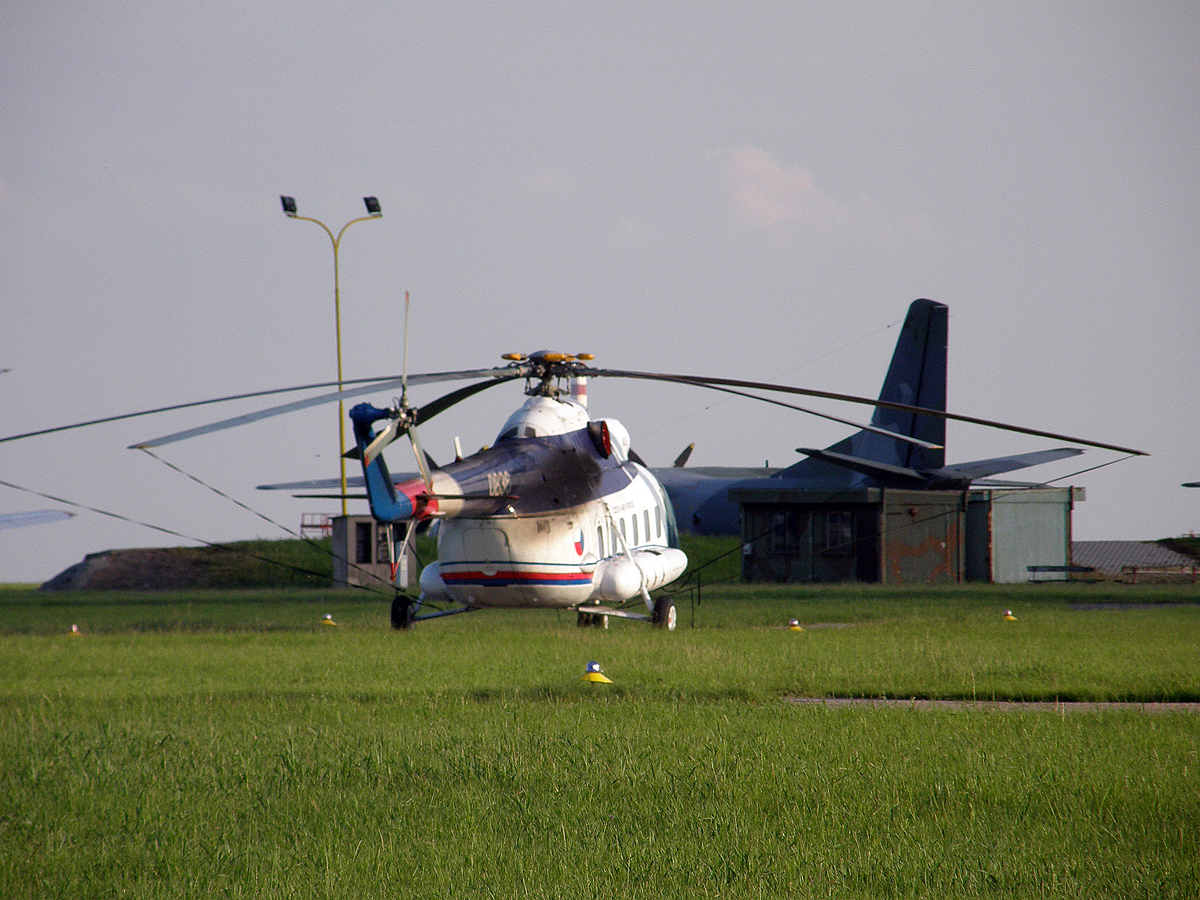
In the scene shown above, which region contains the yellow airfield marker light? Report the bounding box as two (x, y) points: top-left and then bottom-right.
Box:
(1003, 610), (1017, 621)
(579, 660), (613, 684)
(322, 614), (338, 626)
(788, 619), (804, 632)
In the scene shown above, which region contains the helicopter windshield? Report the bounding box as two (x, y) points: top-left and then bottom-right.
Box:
(496, 396), (589, 442)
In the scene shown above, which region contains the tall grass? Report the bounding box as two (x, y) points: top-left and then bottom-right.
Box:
(1, 585), (1197, 897)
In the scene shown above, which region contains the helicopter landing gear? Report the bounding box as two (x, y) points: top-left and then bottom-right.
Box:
(652, 597), (677, 631)
(576, 611), (609, 629)
(391, 594), (416, 630)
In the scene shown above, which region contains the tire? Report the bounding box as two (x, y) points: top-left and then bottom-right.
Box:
(391, 595), (416, 630)
(653, 597), (677, 631)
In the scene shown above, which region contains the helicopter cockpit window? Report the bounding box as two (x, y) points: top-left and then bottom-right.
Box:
(498, 427), (519, 441)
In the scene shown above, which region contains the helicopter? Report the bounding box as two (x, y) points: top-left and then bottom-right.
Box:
(345, 352), (687, 629)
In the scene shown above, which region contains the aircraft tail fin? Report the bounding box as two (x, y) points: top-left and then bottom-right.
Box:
(782, 298), (948, 478)
(349, 404), (415, 522)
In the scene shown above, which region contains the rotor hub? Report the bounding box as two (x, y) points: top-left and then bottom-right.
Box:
(501, 351), (594, 397)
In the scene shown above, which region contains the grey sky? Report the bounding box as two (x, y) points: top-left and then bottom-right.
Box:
(2, 2), (1197, 582)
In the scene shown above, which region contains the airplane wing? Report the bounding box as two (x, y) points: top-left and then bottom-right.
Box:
(793, 446), (1085, 488)
(0, 510), (75, 531)
(929, 448), (1084, 481)
(257, 477), (363, 491)
(256, 474), (420, 492)
(792, 449), (927, 484)
(651, 465), (783, 481)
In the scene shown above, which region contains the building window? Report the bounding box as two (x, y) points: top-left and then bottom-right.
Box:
(825, 510), (853, 554)
(376, 524), (391, 565)
(355, 522), (373, 564)
(772, 510), (800, 555)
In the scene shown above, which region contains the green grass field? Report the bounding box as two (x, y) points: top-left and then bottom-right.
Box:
(2, 583), (1197, 898)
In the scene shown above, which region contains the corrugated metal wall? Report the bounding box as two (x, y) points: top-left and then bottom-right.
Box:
(978, 489), (1076, 583)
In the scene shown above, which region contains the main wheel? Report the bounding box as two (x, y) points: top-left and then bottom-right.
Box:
(391, 595), (416, 630)
(653, 597), (677, 631)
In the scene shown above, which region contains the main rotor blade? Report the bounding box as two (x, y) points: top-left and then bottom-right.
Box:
(0, 375), (386, 446)
(586, 367), (1148, 457)
(130, 368), (523, 449)
(0, 367), (526, 448)
(683, 382), (943, 450)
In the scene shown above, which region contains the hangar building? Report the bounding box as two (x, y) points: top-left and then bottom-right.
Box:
(733, 486), (1081, 585)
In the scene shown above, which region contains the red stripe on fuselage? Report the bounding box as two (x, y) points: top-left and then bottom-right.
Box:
(394, 477), (439, 519)
(442, 569), (594, 585)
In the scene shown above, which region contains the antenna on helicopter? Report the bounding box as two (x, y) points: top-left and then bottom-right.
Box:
(358, 292), (435, 491)
(400, 291), (412, 407)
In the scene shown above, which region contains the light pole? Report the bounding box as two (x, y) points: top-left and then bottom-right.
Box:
(280, 195), (383, 517)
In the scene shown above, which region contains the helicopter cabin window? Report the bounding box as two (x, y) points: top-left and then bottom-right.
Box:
(655, 506), (662, 539)
(643, 510), (651, 544)
(597, 524), (605, 557)
(618, 518), (626, 542)
(631, 515), (638, 546)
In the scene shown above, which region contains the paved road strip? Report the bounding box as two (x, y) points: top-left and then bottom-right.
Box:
(786, 698), (1200, 713)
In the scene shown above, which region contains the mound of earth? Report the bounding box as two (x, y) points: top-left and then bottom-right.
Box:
(41, 546), (273, 591)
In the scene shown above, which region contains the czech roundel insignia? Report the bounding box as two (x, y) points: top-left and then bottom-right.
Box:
(574, 528), (584, 556)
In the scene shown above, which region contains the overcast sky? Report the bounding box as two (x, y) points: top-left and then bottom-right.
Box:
(2, 2), (1197, 583)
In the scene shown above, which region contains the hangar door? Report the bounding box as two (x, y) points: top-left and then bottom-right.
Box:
(881, 494), (964, 584)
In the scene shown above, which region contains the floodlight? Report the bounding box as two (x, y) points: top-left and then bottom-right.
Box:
(280, 196), (297, 217)
(363, 196), (381, 216)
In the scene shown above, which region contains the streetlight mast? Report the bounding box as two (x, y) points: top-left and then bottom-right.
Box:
(280, 195), (383, 517)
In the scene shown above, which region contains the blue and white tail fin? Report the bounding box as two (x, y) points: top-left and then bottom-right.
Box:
(783, 298), (947, 480)
(349, 403), (415, 522)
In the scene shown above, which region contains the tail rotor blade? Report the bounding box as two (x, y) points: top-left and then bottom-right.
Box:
(408, 425), (435, 492)
(363, 417), (401, 467)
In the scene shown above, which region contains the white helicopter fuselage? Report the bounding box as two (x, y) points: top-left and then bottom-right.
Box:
(413, 396), (687, 610)
(420, 460), (684, 609)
